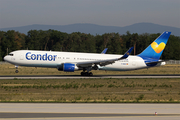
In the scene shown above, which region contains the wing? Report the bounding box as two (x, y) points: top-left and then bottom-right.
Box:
(76, 47), (134, 68)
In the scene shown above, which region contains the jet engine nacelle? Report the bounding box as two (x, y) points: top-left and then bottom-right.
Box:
(58, 63), (79, 72)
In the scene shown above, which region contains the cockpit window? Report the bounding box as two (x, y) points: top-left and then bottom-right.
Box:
(9, 54), (13, 56)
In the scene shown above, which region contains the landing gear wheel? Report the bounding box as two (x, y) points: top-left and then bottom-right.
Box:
(15, 65), (19, 73)
(15, 69), (19, 73)
(89, 72), (93, 76)
(81, 72), (85, 76)
(80, 72), (93, 76)
(85, 72), (89, 76)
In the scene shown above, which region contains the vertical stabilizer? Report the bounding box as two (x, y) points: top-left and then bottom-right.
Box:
(138, 31), (171, 60)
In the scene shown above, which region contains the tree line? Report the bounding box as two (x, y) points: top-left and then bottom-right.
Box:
(0, 29), (179, 61)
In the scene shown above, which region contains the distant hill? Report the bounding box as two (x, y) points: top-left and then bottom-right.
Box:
(0, 23), (180, 36)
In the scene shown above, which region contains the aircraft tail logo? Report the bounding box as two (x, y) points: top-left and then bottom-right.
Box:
(151, 42), (166, 53)
(138, 31), (171, 60)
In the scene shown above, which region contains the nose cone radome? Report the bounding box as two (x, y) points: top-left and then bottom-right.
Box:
(3, 56), (8, 61)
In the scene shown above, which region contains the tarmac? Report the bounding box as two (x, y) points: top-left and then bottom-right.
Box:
(0, 74), (180, 79)
(0, 103), (180, 120)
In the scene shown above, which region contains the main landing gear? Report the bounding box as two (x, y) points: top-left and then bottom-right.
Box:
(15, 65), (19, 73)
(80, 68), (93, 76)
(81, 72), (93, 76)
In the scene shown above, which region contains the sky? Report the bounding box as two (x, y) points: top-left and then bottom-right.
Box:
(0, 0), (180, 29)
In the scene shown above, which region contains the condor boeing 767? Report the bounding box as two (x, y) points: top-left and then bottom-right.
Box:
(4, 31), (171, 76)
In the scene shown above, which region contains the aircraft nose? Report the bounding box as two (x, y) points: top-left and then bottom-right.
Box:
(3, 56), (8, 61)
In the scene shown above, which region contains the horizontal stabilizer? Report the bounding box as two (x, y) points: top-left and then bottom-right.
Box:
(145, 60), (166, 66)
(146, 60), (164, 65)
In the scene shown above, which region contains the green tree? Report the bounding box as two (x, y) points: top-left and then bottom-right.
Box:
(0, 30), (179, 61)
(131, 33), (138, 55)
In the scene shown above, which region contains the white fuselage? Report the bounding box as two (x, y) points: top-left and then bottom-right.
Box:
(3, 50), (159, 71)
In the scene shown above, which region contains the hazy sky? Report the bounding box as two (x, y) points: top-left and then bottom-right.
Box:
(0, 0), (180, 28)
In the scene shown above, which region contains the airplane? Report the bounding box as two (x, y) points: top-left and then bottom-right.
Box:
(3, 31), (171, 76)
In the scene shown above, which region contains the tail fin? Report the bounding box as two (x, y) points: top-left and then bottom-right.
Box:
(101, 48), (108, 54)
(138, 31), (171, 60)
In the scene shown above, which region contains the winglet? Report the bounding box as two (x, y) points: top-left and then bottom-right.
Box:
(118, 47), (134, 60)
(101, 48), (108, 54)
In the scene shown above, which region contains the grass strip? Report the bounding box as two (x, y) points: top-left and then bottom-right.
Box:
(0, 78), (180, 103)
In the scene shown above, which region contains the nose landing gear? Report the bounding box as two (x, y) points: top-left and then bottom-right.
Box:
(15, 65), (19, 73)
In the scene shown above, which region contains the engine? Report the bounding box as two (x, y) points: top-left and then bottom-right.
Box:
(58, 63), (79, 72)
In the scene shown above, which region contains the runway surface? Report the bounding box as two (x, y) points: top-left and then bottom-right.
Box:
(0, 103), (180, 120)
(0, 74), (180, 79)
